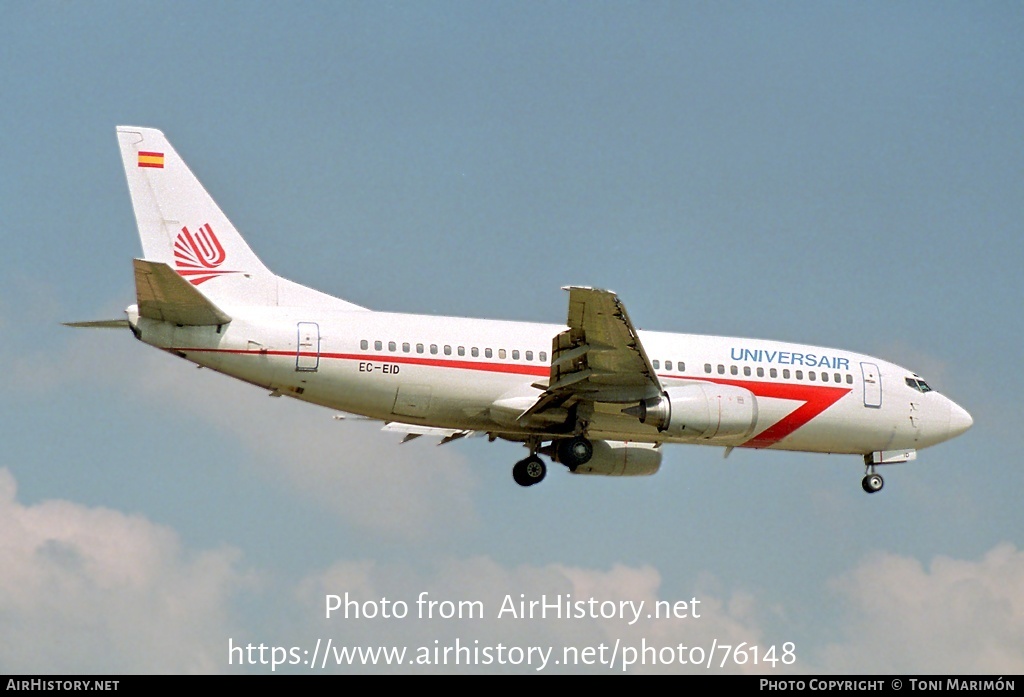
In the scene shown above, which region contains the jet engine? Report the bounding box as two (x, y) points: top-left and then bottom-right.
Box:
(629, 383), (758, 440)
(567, 440), (661, 476)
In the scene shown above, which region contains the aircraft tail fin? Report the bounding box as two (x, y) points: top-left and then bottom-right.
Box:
(116, 126), (367, 312)
(116, 126), (276, 305)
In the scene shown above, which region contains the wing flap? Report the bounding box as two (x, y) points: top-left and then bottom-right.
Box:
(518, 287), (662, 423)
(133, 259), (232, 326)
(549, 287), (661, 401)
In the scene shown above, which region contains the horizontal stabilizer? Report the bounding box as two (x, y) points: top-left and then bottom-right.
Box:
(63, 319), (130, 329)
(133, 259), (232, 326)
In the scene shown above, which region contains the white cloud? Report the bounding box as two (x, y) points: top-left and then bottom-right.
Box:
(286, 546), (1024, 674)
(2, 457), (1020, 675)
(0, 468), (246, 674)
(817, 543), (1024, 674)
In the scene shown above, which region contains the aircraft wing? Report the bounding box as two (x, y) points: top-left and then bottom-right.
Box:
(332, 414), (478, 445)
(520, 286), (663, 421)
(380, 422), (479, 445)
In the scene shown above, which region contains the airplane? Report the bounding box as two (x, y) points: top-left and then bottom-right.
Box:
(68, 126), (974, 494)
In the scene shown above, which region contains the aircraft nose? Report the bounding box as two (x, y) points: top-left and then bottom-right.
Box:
(948, 401), (973, 438)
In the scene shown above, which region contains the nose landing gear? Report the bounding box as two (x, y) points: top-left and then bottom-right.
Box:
(861, 467), (884, 494)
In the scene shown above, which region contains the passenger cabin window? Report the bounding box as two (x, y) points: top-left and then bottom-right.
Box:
(375, 340), (383, 351)
(526, 351), (534, 361)
(783, 369), (791, 379)
(485, 348), (493, 358)
(743, 366), (751, 376)
(360, 339), (368, 350)
(512, 350), (520, 360)
(718, 364), (725, 375)
(416, 343), (424, 354)
(471, 347), (479, 357)
(430, 344), (438, 355)
(846, 374), (853, 384)
(458, 346), (465, 356)
(665, 360), (672, 370)
(652, 360), (660, 369)
(770, 368), (778, 378)
(499, 349), (506, 359)
(730, 365), (738, 376)
(403, 342), (411, 353)
(388, 341), (396, 352)
(704, 364), (712, 374)
(444, 345), (452, 356)
(795, 370), (803, 380)
(757, 367), (764, 377)
(540, 352), (547, 362)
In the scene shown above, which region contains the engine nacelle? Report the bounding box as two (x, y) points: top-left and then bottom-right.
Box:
(633, 383), (758, 440)
(568, 440), (661, 477)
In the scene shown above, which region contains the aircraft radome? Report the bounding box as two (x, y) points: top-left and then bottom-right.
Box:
(67, 127), (973, 494)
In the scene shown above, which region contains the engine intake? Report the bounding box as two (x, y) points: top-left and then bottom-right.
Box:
(568, 440), (661, 476)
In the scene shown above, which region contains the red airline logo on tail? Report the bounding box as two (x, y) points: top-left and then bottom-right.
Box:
(174, 224), (239, 285)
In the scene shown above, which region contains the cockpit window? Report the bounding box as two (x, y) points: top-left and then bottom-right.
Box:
(905, 376), (934, 393)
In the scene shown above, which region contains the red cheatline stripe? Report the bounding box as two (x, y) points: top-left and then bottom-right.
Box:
(160, 350), (850, 444)
(337, 353), (550, 376)
(171, 347), (551, 377)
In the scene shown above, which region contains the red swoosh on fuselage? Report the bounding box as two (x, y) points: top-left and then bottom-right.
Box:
(699, 377), (851, 448)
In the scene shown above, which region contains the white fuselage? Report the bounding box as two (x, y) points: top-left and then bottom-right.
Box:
(129, 304), (969, 456)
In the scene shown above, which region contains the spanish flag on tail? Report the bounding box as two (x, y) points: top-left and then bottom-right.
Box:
(137, 151), (164, 168)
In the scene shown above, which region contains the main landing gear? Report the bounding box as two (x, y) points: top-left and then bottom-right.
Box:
(556, 436), (593, 472)
(511, 435), (595, 487)
(861, 466), (884, 494)
(512, 455), (546, 487)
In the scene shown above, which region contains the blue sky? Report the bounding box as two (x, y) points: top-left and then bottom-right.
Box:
(2, 2), (1021, 674)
